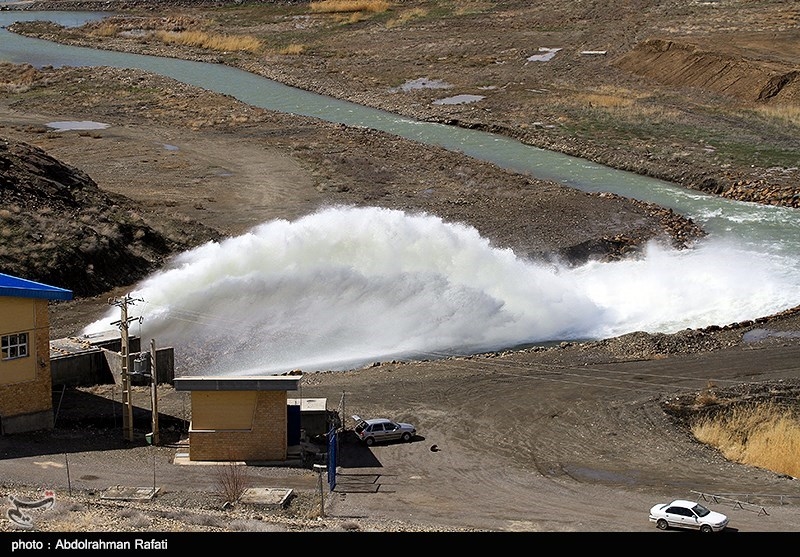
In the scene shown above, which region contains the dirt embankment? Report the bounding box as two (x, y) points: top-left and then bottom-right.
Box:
(614, 36), (800, 105)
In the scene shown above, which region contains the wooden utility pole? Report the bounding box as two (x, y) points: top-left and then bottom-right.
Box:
(110, 294), (143, 443)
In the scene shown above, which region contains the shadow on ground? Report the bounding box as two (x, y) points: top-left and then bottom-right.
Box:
(0, 388), (187, 460)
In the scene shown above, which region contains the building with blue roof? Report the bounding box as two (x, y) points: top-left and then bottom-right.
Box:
(0, 273), (73, 434)
(0, 273), (73, 301)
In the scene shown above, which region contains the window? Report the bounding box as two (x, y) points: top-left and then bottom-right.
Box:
(667, 506), (692, 517)
(693, 504), (711, 517)
(1, 333), (29, 360)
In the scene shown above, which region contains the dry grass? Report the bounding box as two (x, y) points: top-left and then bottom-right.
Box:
(753, 103), (800, 127)
(574, 86), (683, 121)
(154, 31), (262, 53)
(386, 7), (428, 28)
(120, 510), (152, 529)
(278, 44), (306, 55)
(88, 23), (119, 37)
(691, 402), (800, 478)
(452, 1), (492, 16)
(87, 19), (263, 54)
(309, 0), (391, 14)
(694, 380), (720, 406)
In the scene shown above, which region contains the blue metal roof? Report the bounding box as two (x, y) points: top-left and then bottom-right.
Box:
(0, 273), (73, 301)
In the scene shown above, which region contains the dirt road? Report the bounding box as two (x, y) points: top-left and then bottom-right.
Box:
(304, 341), (800, 532)
(2, 337), (799, 533)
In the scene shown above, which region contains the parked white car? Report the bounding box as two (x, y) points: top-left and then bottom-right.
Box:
(352, 415), (416, 446)
(649, 499), (729, 532)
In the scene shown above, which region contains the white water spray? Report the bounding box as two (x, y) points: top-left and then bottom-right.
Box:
(83, 206), (798, 375)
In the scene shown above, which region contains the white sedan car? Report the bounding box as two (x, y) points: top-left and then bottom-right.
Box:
(649, 499), (729, 532)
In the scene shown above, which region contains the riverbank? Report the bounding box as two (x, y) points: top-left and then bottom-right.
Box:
(8, 0), (800, 209)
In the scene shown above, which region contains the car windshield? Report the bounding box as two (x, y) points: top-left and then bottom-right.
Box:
(692, 504), (711, 517)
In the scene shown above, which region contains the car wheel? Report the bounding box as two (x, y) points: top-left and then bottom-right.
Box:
(401, 432), (412, 442)
(656, 519), (669, 530)
(700, 524), (712, 533)
(365, 437), (375, 446)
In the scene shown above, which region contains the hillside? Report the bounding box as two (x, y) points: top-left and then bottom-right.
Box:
(0, 137), (221, 296)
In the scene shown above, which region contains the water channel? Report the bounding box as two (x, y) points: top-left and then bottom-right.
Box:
(2, 11), (798, 374)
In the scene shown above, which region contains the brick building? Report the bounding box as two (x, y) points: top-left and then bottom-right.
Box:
(0, 273), (72, 434)
(173, 375), (302, 462)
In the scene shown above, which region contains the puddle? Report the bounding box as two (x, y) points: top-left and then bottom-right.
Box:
(432, 94), (485, 105)
(46, 121), (110, 131)
(163, 144), (179, 151)
(391, 78), (485, 105)
(389, 78), (452, 93)
(527, 47), (561, 62)
(564, 466), (638, 485)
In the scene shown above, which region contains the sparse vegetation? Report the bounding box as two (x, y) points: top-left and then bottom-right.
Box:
(155, 30), (262, 53)
(85, 18), (263, 54)
(575, 87), (683, 121)
(88, 23), (118, 37)
(309, 0), (391, 14)
(213, 461), (251, 505)
(1, 0), (799, 532)
(385, 7), (428, 28)
(278, 43), (306, 55)
(691, 403), (800, 479)
(120, 510), (152, 529)
(753, 103), (800, 127)
(694, 381), (720, 407)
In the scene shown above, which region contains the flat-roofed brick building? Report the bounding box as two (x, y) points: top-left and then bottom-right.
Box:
(173, 375), (302, 462)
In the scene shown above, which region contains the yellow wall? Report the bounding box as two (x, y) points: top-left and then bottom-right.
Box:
(188, 390), (289, 461)
(1, 297), (36, 329)
(191, 391), (257, 430)
(0, 297), (53, 426)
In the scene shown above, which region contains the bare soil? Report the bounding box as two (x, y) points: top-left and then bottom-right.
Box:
(0, 0), (799, 534)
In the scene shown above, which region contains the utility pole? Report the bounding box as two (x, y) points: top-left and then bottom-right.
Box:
(150, 338), (160, 446)
(110, 294), (143, 443)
